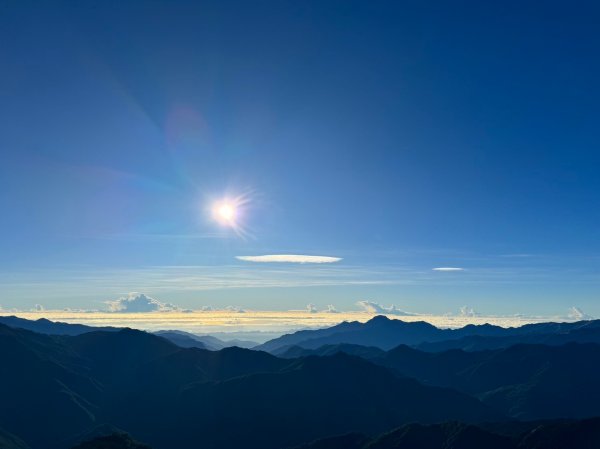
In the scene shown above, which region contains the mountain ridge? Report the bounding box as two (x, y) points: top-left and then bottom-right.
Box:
(257, 315), (600, 352)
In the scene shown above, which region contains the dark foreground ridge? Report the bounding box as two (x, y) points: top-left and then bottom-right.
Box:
(62, 419), (600, 449)
(292, 419), (600, 449)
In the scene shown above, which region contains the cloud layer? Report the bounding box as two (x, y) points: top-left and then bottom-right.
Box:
(236, 254), (342, 264)
(432, 267), (464, 272)
(356, 300), (414, 316)
(106, 292), (179, 313)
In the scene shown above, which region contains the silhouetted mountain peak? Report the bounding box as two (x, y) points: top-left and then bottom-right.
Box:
(368, 315), (391, 323)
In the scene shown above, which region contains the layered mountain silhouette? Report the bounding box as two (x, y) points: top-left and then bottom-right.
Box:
(0, 315), (119, 336)
(0, 321), (498, 449)
(166, 353), (499, 449)
(153, 330), (256, 350)
(6, 313), (598, 353)
(0, 315), (249, 351)
(277, 341), (600, 419)
(2, 315), (600, 449)
(415, 324), (600, 351)
(258, 315), (600, 353)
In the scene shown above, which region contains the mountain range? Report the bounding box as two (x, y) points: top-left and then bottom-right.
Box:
(6, 313), (600, 354)
(257, 315), (600, 353)
(0, 321), (498, 449)
(2, 315), (600, 449)
(0, 316), (253, 351)
(282, 341), (600, 419)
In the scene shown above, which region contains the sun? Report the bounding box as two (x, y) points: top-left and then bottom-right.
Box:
(213, 202), (236, 225)
(208, 192), (253, 238)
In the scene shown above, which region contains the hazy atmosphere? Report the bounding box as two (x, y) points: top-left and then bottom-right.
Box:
(2, 1), (599, 327)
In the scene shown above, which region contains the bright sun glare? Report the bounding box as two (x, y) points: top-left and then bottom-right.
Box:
(209, 193), (252, 238)
(213, 201), (237, 225)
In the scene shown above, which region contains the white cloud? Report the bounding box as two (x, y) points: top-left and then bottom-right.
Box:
(433, 267), (464, 272)
(236, 254), (342, 264)
(33, 304), (44, 312)
(106, 292), (179, 313)
(356, 300), (414, 316)
(306, 303), (318, 313)
(225, 305), (246, 313)
(459, 306), (478, 317)
(568, 306), (594, 320)
(324, 304), (339, 313)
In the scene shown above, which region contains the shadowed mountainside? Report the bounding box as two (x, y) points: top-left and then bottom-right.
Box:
(69, 418), (600, 449)
(154, 330), (256, 350)
(278, 340), (600, 420)
(292, 418), (600, 449)
(0, 322), (500, 449)
(0, 428), (30, 449)
(4, 316), (600, 448)
(70, 433), (151, 449)
(164, 353), (500, 449)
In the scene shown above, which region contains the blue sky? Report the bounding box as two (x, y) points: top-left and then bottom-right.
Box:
(1, 1), (599, 316)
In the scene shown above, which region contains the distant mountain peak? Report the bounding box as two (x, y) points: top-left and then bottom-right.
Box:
(369, 315), (391, 322)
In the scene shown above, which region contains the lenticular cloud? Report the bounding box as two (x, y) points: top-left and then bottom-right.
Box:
(236, 254), (342, 264)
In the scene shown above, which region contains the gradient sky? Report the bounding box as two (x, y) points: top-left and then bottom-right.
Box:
(1, 1), (599, 316)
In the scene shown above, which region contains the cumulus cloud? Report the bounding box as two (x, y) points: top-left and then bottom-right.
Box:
(433, 267), (464, 272)
(236, 254), (342, 264)
(106, 292), (179, 313)
(356, 300), (414, 316)
(306, 303), (318, 313)
(324, 304), (339, 313)
(459, 306), (478, 317)
(33, 304), (44, 312)
(568, 307), (594, 321)
(225, 305), (246, 313)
